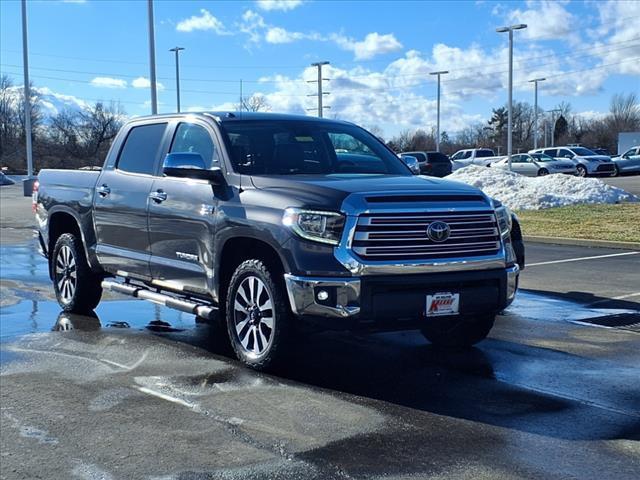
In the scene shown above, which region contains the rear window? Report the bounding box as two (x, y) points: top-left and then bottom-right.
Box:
(427, 152), (449, 163)
(117, 123), (167, 175)
(475, 149), (495, 158)
(543, 149), (558, 157)
(404, 152), (427, 162)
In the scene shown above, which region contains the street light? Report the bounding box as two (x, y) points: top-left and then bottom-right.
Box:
(496, 23), (527, 171)
(529, 77), (545, 149)
(429, 70), (449, 152)
(147, 0), (158, 114)
(169, 47), (185, 112)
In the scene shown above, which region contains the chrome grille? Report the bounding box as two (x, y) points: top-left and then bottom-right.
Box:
(352, 210), (501, 260)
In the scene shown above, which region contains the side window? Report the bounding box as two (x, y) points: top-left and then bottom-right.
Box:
(559, 149), (573, 158)
(463, 151), (472, 159)
(451, 152), (462, 160)
(170, 123), (218, 169)
(117, 123), (167, 175)
(544, 149), (558, 157)
(512, 155), (523, 163)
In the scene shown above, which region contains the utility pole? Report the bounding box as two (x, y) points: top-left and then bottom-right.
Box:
(429, 70), (448, 152)
(147, 0), (158, 114)
(308, 61), (330, 118)
(169, 47), (184, 112)
(497, 23), (527, 171)
(529, 78), (545, 149)
(21, 0), (35, 196)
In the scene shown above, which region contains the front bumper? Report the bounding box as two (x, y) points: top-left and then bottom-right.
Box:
(284, 265), (519, 328)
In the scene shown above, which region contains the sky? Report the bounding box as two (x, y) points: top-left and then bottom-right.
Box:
(1, 0), (639, 138)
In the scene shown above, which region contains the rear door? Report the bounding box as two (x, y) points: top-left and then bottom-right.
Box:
(147, 120), (222, 297)
(93, 121), (170, 279)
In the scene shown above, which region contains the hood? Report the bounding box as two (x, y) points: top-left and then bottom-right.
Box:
(249, 174), (484, 211)
(577, 155), (611, 162)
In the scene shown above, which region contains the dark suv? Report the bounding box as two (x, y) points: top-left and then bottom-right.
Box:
(402, 151), (452, 177)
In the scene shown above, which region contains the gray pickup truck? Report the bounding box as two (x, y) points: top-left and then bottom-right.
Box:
(35, 112), (523, 369)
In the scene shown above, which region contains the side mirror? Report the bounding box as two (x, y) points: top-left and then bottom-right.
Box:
(400, 154), (420, 174)
(162, 152), (225, 185)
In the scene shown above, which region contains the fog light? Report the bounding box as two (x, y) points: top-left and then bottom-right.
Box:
(317, 290), (329, 301)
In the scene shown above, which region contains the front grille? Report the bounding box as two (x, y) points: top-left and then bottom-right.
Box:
(596, 164), (615, 172)
(352, 210), (501, 261)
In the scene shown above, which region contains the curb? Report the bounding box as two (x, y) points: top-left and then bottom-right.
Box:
(524, 235), (640, 250)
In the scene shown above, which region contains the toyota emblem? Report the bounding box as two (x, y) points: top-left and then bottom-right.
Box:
(427, 221), (451, 242)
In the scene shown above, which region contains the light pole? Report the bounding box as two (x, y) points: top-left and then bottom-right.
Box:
(147, 0), (158, 114)
(529, 77), (545, 149)
(169, 47), (185, 112)
(496, 23), (527, 171)
(308, 61), (330, 118)
(21, 0), (35, 196)
(429, 70), (448, 152)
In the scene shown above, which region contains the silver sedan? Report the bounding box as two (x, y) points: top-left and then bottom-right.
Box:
(492, 153), (577, 176)
(612, 146), (640, 175)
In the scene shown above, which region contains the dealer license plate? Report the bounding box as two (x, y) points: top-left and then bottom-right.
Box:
(426, 292), (460, 317)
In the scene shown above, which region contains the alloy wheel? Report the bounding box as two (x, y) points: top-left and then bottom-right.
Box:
(233, 276), (274, 356)
(55, 245), (77, 304)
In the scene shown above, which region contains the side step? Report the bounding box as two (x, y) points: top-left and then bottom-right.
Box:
(101, 279), (217, 319)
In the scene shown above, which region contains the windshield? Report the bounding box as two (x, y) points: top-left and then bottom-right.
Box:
(220, 120), (410, 176)
(531, 153), (555, 162)
(571, 147), (597, 156)
(475, 149), (495, 158)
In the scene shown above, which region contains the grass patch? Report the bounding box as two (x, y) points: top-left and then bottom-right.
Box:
(516, 203), (640, 244)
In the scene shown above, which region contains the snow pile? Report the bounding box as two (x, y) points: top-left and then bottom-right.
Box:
(447, 165), (638, 210)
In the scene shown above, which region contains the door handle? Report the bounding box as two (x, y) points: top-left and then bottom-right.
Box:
(97, 184), (111, 197)
(149, 190), (168, 203)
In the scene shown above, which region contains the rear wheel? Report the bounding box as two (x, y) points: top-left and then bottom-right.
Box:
(225, 259), (289, 370)
(420, 314), (495, 347)
(612, 164), (619, 177)
(537, 168), (549, 176)
(52, 233), (102, 313)
(576, 164), (587, 177)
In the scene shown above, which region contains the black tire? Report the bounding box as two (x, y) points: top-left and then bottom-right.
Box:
(52, 233), (102, 313)
(612, 165), (619, 177)
(420, 314), (495, 347)
(537, 168), (549, 176)
(576, 165), (587, 177)
(225, 259), (289, 370)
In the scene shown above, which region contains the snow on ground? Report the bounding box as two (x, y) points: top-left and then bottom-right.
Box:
(447, 165), (638, 210)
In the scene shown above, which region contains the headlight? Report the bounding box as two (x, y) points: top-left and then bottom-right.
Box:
(493, 202), (512, 238)
(282, 208), (345, 245)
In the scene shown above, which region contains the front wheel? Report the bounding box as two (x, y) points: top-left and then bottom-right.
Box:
(52, 233), (103, 313)
(576, 165), (587, 177)
(611, 165), (619, 177)
(420, 314), (495, 347)
(225, 259), (289, 370)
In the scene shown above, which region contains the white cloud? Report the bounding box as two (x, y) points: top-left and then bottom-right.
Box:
(131, 77), (165, 91)
(90, 77), (127, 89)
(591, 0), (640, 76)
(503, 0), (578, 43)
(238, 10), (267, 43)
(256, 0), (303, 12)
(265, 27), (304, 44)
(332, 32), (403, 60)
(176, 9), (227, 34)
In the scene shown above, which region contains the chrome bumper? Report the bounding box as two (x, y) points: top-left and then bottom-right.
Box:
(284, 275), (361, 318)
(284, 265), (520, 319)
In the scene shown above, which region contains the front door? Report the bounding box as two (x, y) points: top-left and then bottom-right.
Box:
(147, 121), (221, 297)
(93, 121), (169, 279)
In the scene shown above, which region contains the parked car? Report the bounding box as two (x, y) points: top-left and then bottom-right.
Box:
(590, 147), (611, 156)
(612, 145), (640, 175)
(400, 151), (452, 177)
(34, 112), (523, 370)
(529, 146), (615, 177)
(450, 148), (503, 167)
(0, 171), (15, 186)
(492, 153), (577, 176)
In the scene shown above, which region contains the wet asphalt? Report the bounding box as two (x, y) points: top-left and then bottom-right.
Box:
(1, 241), (639, 479)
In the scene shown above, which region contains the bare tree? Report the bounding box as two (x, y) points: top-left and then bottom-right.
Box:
(238, 94), (271, 112)
(608, 93), (640, 132)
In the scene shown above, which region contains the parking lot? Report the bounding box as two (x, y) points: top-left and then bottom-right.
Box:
(1, 184), (639, 480)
